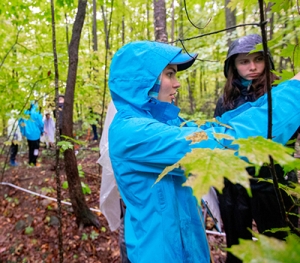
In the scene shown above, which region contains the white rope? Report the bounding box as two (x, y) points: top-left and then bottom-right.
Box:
(1, 181), (235, 237)
(0, 181), (101, 213)
(206, 230), (226, 236)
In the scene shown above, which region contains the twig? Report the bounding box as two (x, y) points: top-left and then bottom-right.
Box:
(183, 0), (211, 30)
(168, 22), (263, 44)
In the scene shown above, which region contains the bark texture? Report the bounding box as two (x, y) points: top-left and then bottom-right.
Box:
(63, 0), (100, 229)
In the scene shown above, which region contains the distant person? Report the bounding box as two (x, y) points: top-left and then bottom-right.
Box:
(43, 112), (55, 148)
(89, 108), (99, 142)
(53, 95), (65, 136)
(97, 101), (130, 262)
(7, 110), (22, 166)
(19, 101), (44, 166)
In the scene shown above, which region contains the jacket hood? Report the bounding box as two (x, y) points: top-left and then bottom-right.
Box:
(25, 101), (39, 114)
(108, 41), (197, 112)
(224, 34), (275, 78)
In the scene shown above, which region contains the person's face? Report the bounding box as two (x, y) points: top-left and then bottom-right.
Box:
(46, 114), (50, 119)
(59, 96), (65, 103)
(234, 52), (265, 80)
(158, 65), (180, 103)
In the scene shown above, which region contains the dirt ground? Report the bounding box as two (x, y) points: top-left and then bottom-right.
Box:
(0, 140), (226, 263)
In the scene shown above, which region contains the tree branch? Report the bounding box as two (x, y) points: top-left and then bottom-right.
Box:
(0, 30), (20, 69)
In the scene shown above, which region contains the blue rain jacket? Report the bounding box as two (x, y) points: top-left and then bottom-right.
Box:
(19, 102), (44, 141)
(108, 41), (300, 263)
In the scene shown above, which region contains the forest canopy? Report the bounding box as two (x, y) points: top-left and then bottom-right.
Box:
(0, 0), (299, 132)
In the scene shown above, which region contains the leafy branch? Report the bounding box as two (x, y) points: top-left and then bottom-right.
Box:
(0, 29), (20, 69)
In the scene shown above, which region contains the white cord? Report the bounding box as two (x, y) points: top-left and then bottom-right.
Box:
(206, 230), (226, 236)
(0, 181), (101, 213)
(2, 181), (241, 238)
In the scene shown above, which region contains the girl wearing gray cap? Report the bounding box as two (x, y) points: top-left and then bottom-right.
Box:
(214, 34), (298, 263)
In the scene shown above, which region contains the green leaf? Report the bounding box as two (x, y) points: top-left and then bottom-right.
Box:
(272, 70), (294, 84)
(57, 141), (73, 152)
(234, 136), (300, 173)
(155, 163), (180, 185)
(269, 0), (290, 13)
(81, 233), (88, 240)
(229, 233), (300, 262)
(158, 148), (251, 200)
(78, 164), (85, 177)
(81, 182), (91, 194)
(90, 230), (99, 240)
(185, 148), (251, 199)
(25, 226), (34, 235)
(278, 181), (300, 199)
(213, 132), (235, 141)
(62, 181), (68, 189)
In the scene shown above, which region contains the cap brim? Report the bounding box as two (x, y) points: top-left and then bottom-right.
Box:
(170, 52), (198, 71)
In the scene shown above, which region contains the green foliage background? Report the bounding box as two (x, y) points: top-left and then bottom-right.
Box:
(1, 0), (299, 133)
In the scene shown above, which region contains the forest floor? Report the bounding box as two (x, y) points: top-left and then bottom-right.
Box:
(0, 138), (227, 263)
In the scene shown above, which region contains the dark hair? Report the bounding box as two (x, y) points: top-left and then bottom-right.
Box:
(222, 55), (278, 110)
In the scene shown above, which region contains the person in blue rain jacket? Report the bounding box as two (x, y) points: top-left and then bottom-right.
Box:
(19, 101), (44, 166)
(108, 40), (300, 263)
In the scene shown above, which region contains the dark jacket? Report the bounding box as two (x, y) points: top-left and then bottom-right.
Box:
(214, 80), (297, 189)
(214, 79), (256, 118)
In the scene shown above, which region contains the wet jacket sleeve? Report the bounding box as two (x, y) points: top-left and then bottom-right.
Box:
(110, 80), (300, 175)
(218, 80), (300, 145)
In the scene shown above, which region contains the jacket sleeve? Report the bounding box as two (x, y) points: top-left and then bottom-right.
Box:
(218, 79), (300, 145)
(110, 79), (300, 175)
(18, 118), (26, 137)
(38, 114), (44, 133)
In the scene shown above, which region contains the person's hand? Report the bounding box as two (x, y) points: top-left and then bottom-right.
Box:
(291, 72), (300, 80)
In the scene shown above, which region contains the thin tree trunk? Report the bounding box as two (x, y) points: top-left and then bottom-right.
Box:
(50, 0), (63, 261)
(225, 0), (236, 45)
(63, 0), (100, 228)
(92, 0), (98, 51)
(65, 14), (70, 50)
(99, 1), (114, 137)
(147, 0), (151, 39)
(153, 0), (168, 42)
(170, 0), (175, 43)
(199, 65), (203, 98)
(122, 0), (125, 44)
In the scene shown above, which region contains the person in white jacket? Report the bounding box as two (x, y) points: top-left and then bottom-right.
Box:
(98, 101), (130, 262)
(43, 112), (55, 148)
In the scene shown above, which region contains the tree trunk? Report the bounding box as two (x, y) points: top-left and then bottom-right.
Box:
(50, 0), (64, 260)
(153, 0), (168, 42)
(92, 0), (98, 51)
(199, 65), (203, 98)
(63, 0), (100, 228)
(187, 70), (196, 114)
(146, 0), (151, 40)
(225, 0), (236, 45)
(170, 0), (175, 43)
(99, 2), (114, 137)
